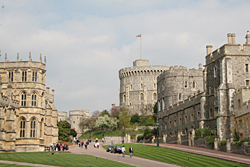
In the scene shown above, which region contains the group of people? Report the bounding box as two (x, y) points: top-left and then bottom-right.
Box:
(50, 143), (66, 151)
(78, 138), (91, 149)
(122, 145), (134, 158)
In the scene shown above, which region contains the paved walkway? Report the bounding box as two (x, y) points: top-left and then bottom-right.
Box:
(143, 143), (250, 165)
(69, 143), (180, 167)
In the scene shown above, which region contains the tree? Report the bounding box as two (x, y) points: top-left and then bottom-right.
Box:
(92, 110), (101, 118)
(118, 107), (132, 129)
(94, 115), (118, 131)
(130, 113), (140, 124)
(57, 121), (72, 142)
(111, 106), (121, 119)
(101, 110), (111, 117)
(70, 129), (77, 137)
(79, 116), (97, 130)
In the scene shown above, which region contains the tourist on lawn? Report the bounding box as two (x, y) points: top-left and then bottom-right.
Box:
(122, 145), (126, 157)
(81, 141), (84, 149)
(129, 146), (133, 158)
(60, 144), (63, 151)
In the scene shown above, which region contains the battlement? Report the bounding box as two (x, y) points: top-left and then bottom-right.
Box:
(0, 51), (46, 71)
(133, 59), (149, 67)
(58, 111), (68, 117)
(69, 109), (88, 116)
(205, 31), (250, 66)
(157, 64), (203, 82)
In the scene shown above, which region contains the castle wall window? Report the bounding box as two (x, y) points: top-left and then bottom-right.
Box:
(20, 118), (26, 137)
(31, 93), (37, 107)
(179, 118), (182, 124)
(184, 81), (188, 88)
(154, 83), (156, 88)
(32, 71), (37, 82)
(193, 81), (196, 88)
(174, 120), (177, 126)
(169, 121), (172, 128)
(9, 71), (13, 82)
(140, 93), (144, 101)
(198, 112), (200, 119)
(153, 93), (157, 100)
(30, 118), (36, 138)
(209, 109), (213, 118)
(238, 99), (241, 109)
(191, 114), (194, 121)
(214, 66), (217, 78)
(130, 84), (132, 90)
(40, 118), (44, 138)
(246, 80), (249, 86)
(22, 71), (27, 81)
(123, 94), (126, 102)
(178, 93), (182, 100)
(21, 92), (26, 107)
(246, 64), (249, 72)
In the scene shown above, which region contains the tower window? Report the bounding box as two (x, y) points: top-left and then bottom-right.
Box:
(21, 92), (26, 107)
(31, 93), (37, 106)
(178, 93), (182, 100)
(154, 83), (156, 88)
(22, 71), (27, 81)
(30, 118), (36, 138)
(246, 80), (249, 86)
(9, 71), (13, 82)
(184, 81), (188, 88)
(153, 93), (157, 100)
(246, 64), (249, 72)
(20, 118), (26, 137)
(193, 81), (196, 88)
(32, 71), (37, 82)
(140, 93), (144, 101)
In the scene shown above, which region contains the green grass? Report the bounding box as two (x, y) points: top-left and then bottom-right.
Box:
(0, 163), (30, 167)
(0, 153), (132, 167)
(103, 144), (249, 167)
(80, 130), (145, 140)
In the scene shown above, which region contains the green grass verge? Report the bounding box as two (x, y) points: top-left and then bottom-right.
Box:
(0, 163), (30, 167)
(0, 153), (132, 167)
(80, 130), (144, 140)
(103, 144), (249, 167)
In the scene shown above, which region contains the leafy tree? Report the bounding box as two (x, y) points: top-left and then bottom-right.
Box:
(118, 107), (132, 129)
(79, 116), (97, 130)
(57, 121), (72, 142)
(101, 110), (111, 117)
(92, 110), (101, 118)
(140, 116), (156, 126)
(94, 115), (118, 131)
(70, 129), (77, 137)
(130, 113), (140, 124)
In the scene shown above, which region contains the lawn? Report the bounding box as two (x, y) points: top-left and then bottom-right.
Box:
(103, 144), (249, 167)
(80, 129), (144, 140)
(0, 153), (132, 167)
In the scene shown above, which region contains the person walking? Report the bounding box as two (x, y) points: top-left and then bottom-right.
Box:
(81, 141), (84, 149)
(85, 141), (88, 149)
(122, 145), (126, 157)
(129, 146), (133, 158)
(96, 142), (99, 148)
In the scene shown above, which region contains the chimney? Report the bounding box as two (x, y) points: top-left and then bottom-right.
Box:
(246, 31), (250, 45)
(199, 63), (202, 69)
(5, 53), (7, 62)
(44, 56), (46, 65)
(232, 33), (236, 44)
(206, 45), (213, 55)
(17, 52), (19, 62)
(227, 33), (232, 44)
(52, 89), (55, 103)
(40, 54), (42, 63)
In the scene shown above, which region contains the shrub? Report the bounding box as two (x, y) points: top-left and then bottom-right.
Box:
(248, 141), (250, 145)
(220, 140), (227, 146)
(243, 138), (250, 142)
(137, 135), (143, 142)
(235, 141), (242, 146)
(194, 135), (199, 140)
(206, 136), (215, 144)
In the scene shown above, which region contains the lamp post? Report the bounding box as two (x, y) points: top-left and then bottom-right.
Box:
(122, 127), (124, 144)
(156, 122), (159, 147)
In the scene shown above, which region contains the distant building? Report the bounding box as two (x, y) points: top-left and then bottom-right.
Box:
(69, 109), (89, 137)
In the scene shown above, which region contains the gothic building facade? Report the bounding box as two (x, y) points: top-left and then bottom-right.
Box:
(0, 52), (58, 152)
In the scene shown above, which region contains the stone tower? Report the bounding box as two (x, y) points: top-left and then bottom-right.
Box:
(0, 52), (58, 152)
(119, 59), (169, 114)
(69, 109), (89, 137)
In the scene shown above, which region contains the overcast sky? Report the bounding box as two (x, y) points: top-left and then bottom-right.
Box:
(0, 0), (249, 115)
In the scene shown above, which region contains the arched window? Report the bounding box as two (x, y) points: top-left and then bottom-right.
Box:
(123, 94), (126, 102)
(21, 92), (26, 107)
(184, 81), (188, 88)
(193, 81), (196, 88)
(32, 93), (37, 106)
(153, 93), (157, 100)
(40, 118), (44, 138)
(178, 93), (182, 100)
(30, 118), (36, 138)
(9, 71), (13, 82)
(20, 118), (26, 137)
(140, 93), (144, 101)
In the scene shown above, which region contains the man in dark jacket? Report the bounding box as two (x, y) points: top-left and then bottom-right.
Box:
(129, 146), (133, 158)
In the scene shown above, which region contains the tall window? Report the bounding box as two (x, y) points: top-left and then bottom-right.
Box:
(214, 66), (217, 78)
(30, 118), (36, 137)
(20, 118), (25, 137)
(184, 81), (188, 88)
(193, 81), (196, 88)
(21, 92), (26, 107)
(154, 83), (156, 88)
(140, 93), (144, 101)
(40, 118), (44, 138)
(130, 84), (132, 90)
(246, 80), (249, 86)
(246, 64), (249, 72)
(123, 94), (126, 102)
(153, 93), (157, 100)
(32, 71), (37, 82)
(22, 71), (27, 81)
(31, 93), (37, 106)
(178, 93), (182, 100)
(9, 71), (13, 82)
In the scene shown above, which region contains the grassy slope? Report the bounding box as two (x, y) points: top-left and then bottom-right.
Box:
(0, 153), (132, 167)
(103, 144), (249, 167)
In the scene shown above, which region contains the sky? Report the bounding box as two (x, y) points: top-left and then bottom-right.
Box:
(0, 0), (249, 115)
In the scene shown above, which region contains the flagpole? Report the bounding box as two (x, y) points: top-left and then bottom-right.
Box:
(140, 34), (142, 59)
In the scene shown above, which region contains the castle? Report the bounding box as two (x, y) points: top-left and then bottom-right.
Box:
(58, 109), (89, 137)
(158, 32), (250, 144)
(0, 52), (58, 152)
(119, 59), (169, 114)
